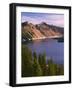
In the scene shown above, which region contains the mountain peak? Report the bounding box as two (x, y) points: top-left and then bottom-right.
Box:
(41, 22), (48, 25)
(22, 21), (64, 41)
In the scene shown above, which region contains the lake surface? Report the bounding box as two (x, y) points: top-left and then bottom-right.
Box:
(23, 38), (64, 64)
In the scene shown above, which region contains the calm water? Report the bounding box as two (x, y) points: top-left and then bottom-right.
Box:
(24, 38), (64, 64)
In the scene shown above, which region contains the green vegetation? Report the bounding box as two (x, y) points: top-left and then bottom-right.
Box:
(47, 59), (64, 76)
(22, 45), (64, 77)
(32, 52), (43, 76)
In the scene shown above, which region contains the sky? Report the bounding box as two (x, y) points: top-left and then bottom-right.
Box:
(21, 12), (64, 27)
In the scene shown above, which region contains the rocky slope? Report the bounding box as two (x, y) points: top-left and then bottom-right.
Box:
(22, 22), (64, 41)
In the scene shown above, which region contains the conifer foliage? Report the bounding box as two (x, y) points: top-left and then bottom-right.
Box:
(22, 45), (64, 77)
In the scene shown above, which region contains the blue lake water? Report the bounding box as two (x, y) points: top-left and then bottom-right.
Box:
(24, 38), (64, 64)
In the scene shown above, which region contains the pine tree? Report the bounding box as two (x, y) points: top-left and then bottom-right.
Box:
(47, 58), (57, 76)
(22, 45), (33, 77)
(57, 65), (64, 75)
(32, 52), (43, 76)
(38, 53), (47, 76)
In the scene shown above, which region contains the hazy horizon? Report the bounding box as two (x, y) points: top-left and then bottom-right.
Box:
(21, 12), (64, 27)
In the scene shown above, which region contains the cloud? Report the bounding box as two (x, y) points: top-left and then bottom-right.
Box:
(22, 16), (40, 24)
(21, 13), (64, 27)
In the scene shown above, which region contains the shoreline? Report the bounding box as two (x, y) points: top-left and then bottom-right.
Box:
(23, 35), (63, 41)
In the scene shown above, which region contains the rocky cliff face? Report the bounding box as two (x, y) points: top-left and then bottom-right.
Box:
(22, 22), (64, 41)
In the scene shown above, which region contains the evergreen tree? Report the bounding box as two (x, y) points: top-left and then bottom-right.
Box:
(47, 59), (64, 76)
(22, 45), (33, 77)
(47, 58), (57, 76)
(38, 54), (42, 65)
(57, 65), (64, 75)
(38, 53), (47, 75)
(41, 53), (47, 75)
(32, 52), (43, 76)
(33, 52), (37, 60)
